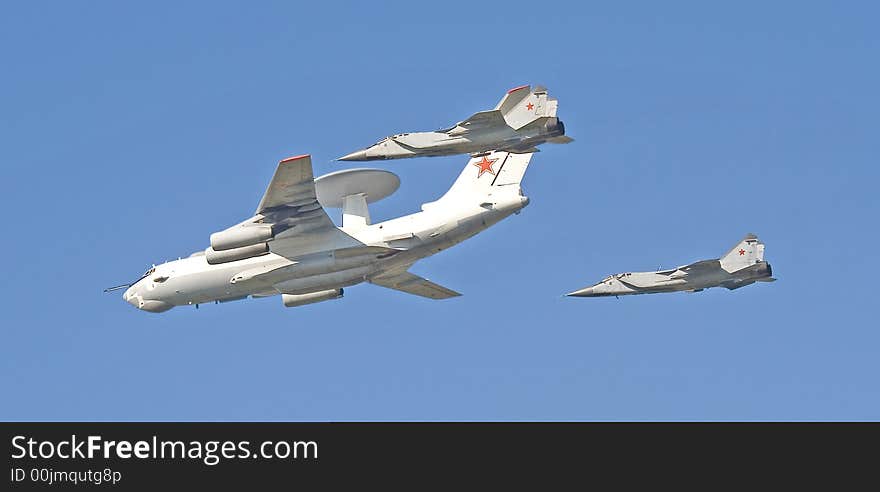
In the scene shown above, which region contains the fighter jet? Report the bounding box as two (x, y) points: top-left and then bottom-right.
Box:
(107, 151), (534, 312)
(567, 234), (776, 298)
(338, 85), (572, 161)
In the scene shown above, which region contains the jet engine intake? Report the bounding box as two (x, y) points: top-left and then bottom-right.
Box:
(210, 225), (273, 251)
(281, 289), (344, 308)
(205, 243), (270, 265)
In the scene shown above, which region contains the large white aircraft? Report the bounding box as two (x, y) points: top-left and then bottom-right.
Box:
(109, 151), (533, 312)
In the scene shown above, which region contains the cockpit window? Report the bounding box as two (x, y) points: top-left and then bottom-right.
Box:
(153, 276), (169, 283)
(131, 266), (156, 285)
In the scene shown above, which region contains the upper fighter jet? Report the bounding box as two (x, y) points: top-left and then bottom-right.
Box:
(107, 151), (534, 312)
(567, 234), (776, 298)
(338, 85), (572, 161)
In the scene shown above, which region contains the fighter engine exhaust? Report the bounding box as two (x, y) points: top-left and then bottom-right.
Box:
(545, 118), (565, 137)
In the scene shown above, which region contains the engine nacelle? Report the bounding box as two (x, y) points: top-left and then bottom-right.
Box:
(210, 225), (273, 251)
(281, 289), (344, 308)
(205, 243), (269, 265)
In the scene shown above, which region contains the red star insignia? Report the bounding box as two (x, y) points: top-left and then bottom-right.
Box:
(738, 249), (746, 256)
(473, 156), (497, 177)
(526, 102), (534, 110)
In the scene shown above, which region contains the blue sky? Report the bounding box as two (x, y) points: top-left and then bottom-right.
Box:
(2, 1), (878, 420)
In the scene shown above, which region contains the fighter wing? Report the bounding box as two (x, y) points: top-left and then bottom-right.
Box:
(682, 259), (722, 273)
(369, 271), (461, 300)
(448, 110), (507, 135)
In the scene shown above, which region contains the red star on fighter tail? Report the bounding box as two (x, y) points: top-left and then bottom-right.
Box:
(739, 249), (746, 256)
(473, 156), (497, 177)
(526, 102), (534, 110)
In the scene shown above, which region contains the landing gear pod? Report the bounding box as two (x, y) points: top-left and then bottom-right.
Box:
(281, 289), (344, 308)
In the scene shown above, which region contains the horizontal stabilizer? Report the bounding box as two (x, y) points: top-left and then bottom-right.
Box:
(721, 279), (757, 290)
(369, 271), (460, 299)
(546, 135), (574, 144)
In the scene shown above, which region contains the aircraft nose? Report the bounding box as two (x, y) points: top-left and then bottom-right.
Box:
(338, 149), (369, 161)
(123, 287), (140, 308)
(567, 286), (595, 297)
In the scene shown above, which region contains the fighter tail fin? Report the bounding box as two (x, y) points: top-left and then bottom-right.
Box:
(494, 85), (558, 130)
(428, 151), (533, 205)
(720, 234), (766, 273)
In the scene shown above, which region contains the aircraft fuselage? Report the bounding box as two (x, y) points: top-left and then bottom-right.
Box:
(123, 194), (528, 312)
(568, 261), (773, 298)
(339, 118), (565, 161)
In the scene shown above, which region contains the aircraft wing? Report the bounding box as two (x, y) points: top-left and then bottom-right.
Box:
(247, 154), (361, 259)
(451, 110), (507, 133)
(257, 155), (326, 215)
(256, 154), (337, 231)
(369, 271), (461, 300)
(208, 154), (368, 264)
(682, 259), (722, 274)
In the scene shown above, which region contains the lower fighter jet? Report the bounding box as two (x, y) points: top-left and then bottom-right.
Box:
(567, 234), (776, 298)
(338, 85), (572, 161)
(108, 151), (533, 312)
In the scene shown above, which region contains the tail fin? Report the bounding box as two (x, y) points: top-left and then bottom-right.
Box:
(494, 85), (558, 130)
(428, 151), (532, 205)
(720, 234), (766, 273)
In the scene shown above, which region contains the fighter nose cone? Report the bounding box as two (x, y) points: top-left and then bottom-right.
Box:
(337, 149), (369, 161)
(567, 286), (595, 297)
